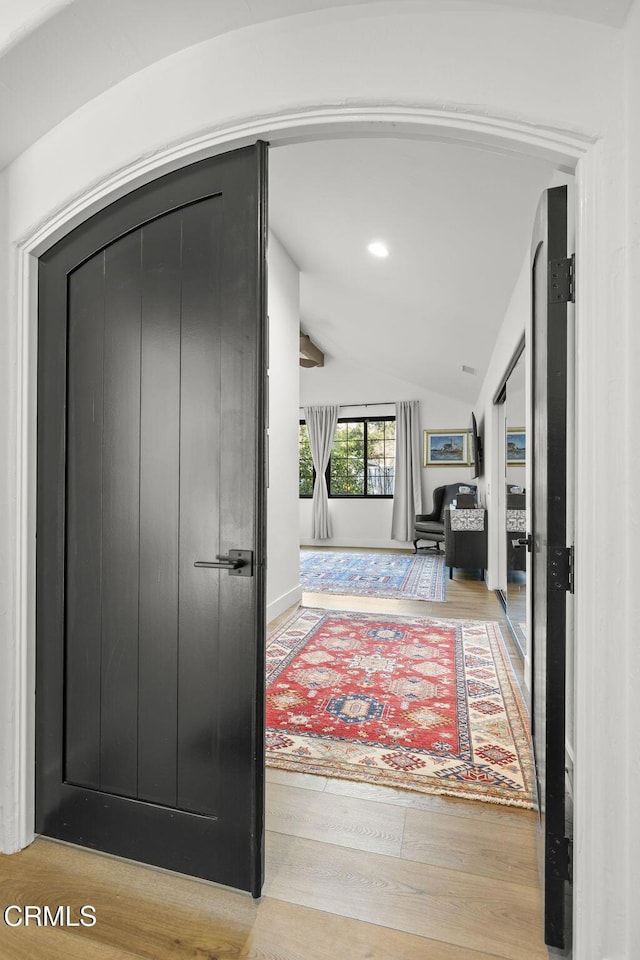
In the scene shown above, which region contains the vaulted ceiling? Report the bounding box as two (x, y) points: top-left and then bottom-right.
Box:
(269, 136), (558, 402)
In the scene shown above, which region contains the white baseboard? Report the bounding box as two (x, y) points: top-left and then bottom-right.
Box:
(267, 583), (302, 624)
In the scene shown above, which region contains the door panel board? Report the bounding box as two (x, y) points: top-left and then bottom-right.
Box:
(177, 196), (223, 818)
(65, 253), (105, 791)
(138, 211), (182, 808)
(100, 231), (143, 799)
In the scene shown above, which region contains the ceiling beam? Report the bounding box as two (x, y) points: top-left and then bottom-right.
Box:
(300, 333), (324, 368)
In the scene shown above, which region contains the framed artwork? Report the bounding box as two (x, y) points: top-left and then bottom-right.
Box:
(506, 428), (526, 464)
(423, 430), (469, 466)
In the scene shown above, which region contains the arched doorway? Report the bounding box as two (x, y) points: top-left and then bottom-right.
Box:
(8, 98), (602, 957)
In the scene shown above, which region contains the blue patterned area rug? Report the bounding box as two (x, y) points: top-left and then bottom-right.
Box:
(300, 550), (447, 602)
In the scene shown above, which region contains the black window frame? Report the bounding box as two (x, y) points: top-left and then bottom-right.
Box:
(299, 415), (396, 500)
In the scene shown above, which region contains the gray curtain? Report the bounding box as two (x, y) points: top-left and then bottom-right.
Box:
(304, 404), (340, 540)
(391, 400), (423, 541)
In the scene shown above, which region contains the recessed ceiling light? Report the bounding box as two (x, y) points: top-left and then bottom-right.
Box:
(367, 241), (389, 258)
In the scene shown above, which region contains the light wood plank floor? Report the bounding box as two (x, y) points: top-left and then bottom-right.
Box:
(0, 554), (545, 959)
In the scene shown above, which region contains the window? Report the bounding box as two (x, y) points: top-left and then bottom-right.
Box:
(299, 416), (395, 498)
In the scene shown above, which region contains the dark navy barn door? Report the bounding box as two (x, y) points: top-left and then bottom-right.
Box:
(36, 144), (268, 896)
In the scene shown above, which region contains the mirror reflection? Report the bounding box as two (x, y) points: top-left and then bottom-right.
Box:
(505, 350), (527, 651)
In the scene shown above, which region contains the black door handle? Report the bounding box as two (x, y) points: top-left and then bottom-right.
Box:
(195, 555), (243, 570)
(194, 550), (253, 577)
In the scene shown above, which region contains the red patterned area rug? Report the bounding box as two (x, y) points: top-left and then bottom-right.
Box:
(266, 608), (535, 807)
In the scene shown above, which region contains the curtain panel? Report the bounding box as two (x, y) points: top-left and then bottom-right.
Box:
(391, 400), (423, 541)
(304, 405), (340, 540)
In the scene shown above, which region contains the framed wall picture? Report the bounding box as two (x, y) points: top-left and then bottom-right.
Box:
(506, 428), (526, 465)
(424, 430), (469, 466)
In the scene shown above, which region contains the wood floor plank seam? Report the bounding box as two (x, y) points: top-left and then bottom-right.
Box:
(265, 827), (543, 900)
(264, 808), (546, 959)
(396, 843), (539, 888)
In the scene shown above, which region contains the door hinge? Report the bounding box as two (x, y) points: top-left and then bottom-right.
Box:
(548, 835), (573, 883)
(548, 254), (575, 304)
(549, 545), (574, 594)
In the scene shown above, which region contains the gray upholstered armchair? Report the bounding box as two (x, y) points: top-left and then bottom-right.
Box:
(413, 482), (478, 552)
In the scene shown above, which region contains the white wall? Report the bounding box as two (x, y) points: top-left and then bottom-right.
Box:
(622, 4), (640, 954)
(300, 358), (472, 548)
(0, 0), (67, 48)
(267, 231), (302, 621)
(474, 251), (530, 591)
(0, 161), (16, 850)
(0, 4), (634, 955)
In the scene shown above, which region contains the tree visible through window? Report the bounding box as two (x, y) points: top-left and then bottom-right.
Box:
(299, 422), (314, 497)
(299, 416), (395, 498)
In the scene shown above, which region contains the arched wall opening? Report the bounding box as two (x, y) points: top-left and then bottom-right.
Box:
(1, 7), (628, 954)
(7, 95), (596, 926)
